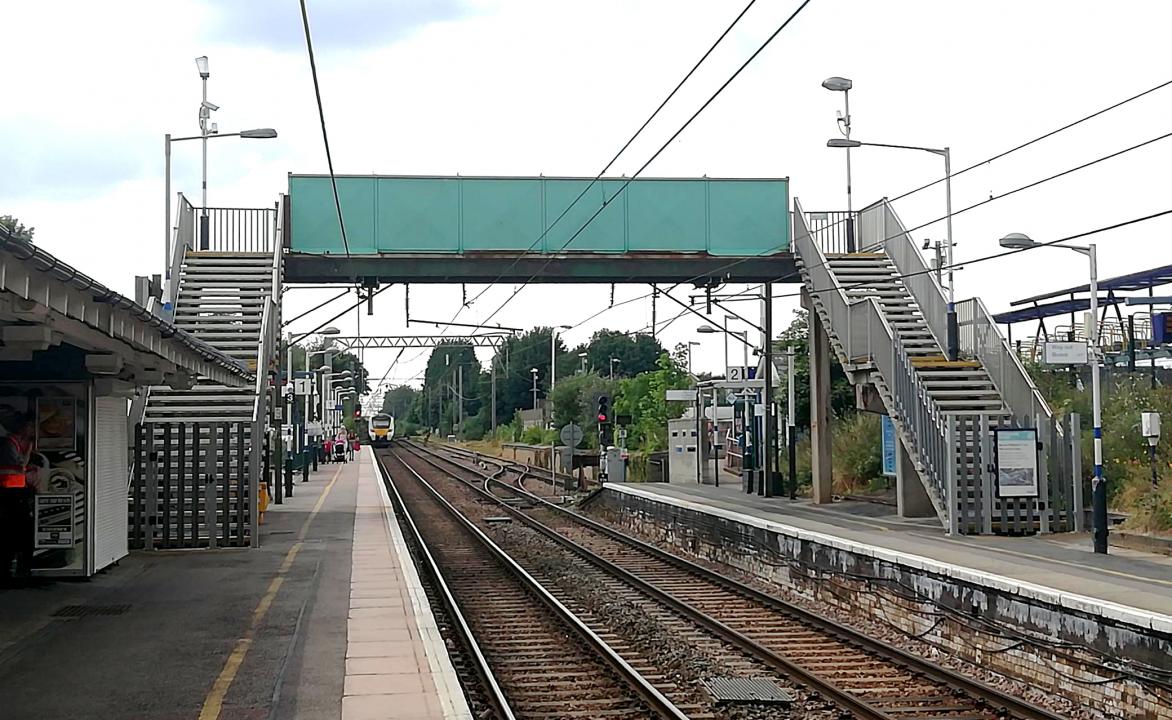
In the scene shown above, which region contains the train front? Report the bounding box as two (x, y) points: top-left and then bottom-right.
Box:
(368, 413), (394, 447)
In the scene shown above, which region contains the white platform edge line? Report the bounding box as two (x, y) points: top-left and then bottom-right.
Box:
(607, 483), (1172, 635)
(369, 448), (474, 720)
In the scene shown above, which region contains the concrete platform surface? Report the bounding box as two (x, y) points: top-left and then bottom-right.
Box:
(0, 448), (469, 720)
(608, 482), (1172, 627)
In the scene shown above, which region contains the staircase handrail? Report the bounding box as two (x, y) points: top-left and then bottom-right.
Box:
(796, 200), (950, 525)
(861, 200), (951, 352)
(955, 296), (1054, 424)
(252, 298), (275, 424)
(163, 195), (196, 319)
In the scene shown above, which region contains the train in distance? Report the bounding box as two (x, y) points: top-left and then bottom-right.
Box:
(368, 413), (395, 447)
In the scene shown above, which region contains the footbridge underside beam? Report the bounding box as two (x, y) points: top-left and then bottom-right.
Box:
(284, 252), (798, 285)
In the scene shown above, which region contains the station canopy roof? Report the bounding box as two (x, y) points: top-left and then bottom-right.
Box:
(992, 296), (1123, 325)
(1009, 262), (1172, 307)
(0, 227), (253, 388)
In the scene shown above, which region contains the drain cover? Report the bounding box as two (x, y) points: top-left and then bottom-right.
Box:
(702, 676), (793, 704)
(53, 604), (131, 618)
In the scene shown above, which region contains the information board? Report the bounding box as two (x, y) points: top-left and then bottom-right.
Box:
(995, 428), (1039, 498)
(35, 494), (75, 548)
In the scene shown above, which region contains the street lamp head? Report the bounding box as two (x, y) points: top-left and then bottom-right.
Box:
(827, 138), (861, 149)
(240, 128), (278, 139)
(316, 365), (331, 372)
(319, 326), (341, 335)
(558, 324), (572, 330)
(697, 325), (719, 334)
(530, 367), (538, 374)
(999, 232), (1037, 250)
(195, 55), (209, 79)
(821, 76), (852, 92)
(578, 351), (588, 358)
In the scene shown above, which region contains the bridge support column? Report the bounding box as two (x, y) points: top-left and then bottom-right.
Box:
(896, 435), (935, 517)
(803, 289), (833, 504)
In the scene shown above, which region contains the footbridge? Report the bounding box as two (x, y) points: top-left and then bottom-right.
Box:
(283, 174), (795, 284)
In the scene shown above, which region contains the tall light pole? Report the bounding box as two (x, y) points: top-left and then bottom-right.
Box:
(686, 341), (701, 376)
(550, 324), (571, 393)
(609, 357), (620, 380)
(578, 351), (588, 374)
(828, 138), (956, 359)
(822, 76), (854, 250)
(1000, 232), (1105, 553)
(530, 368), (539, 411)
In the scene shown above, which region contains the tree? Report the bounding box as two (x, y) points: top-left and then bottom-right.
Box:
(490, 328), (568, 422)
(585, 330), (664, 378)
(380, 385), (419, 418)
(615, 352), (693, 451)
(418, 343), (481, 434)
(0, 215), (34, 242)
(549, 372), (619, 448)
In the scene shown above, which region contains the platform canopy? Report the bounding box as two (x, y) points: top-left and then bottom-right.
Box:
(284, 174), (795, 284)
(1009, 262), (1172, 306)
(0, 228), (252, 388)
(992, 296), (1123, 325)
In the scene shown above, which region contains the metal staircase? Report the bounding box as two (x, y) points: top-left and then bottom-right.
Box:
(130, 198), (280, 549)
(795, 198), (1069, 533)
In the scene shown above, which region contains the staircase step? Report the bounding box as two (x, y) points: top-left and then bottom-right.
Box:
(911, 357), (984, 369)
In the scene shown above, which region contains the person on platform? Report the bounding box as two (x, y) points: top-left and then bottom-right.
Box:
(334, 428), (348, 463)
(0, 412), (37, 584)
(323, 436), (334, 464)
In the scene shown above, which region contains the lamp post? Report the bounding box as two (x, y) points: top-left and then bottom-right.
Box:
(530, 368), (539, 413)
(686, 341), (701, 376)
(1000, 232), (1105, 553)
(827, 138), (956, 359)
(698, 323), (755, 489)
(609, 357), (620, 380)
(578, 351), (588, 374)
(550, 324), (571, 393)
(822, 76), (854, 250)
(165, 56), (278, 264)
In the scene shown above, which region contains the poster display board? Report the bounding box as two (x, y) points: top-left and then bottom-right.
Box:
(35, 494), (76, 548)
(0, 382), (88, 574)
(881, 415), (897, 478)
(995, 428), (1039, 498)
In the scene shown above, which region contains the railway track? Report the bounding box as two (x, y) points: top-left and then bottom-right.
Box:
(402, 440), (1067, 720)
(376, 448), (691, 720)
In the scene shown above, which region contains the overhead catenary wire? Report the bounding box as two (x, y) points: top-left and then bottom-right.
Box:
(562, 127), (1172, 333)
(289, 284), (393, 345)
(298, 0), (351, 260)
(469, 0), (815, 331)
(457, 0), (763, 317)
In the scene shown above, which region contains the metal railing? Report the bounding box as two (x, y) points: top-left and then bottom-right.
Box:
(163, 195), (197, 314)
(955, 297), (1053, 425)
(195, 206), (277, 253)
(802, 210), (857, 254)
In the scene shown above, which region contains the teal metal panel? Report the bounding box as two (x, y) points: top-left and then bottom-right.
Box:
(289, 176), (377, 254)
(708, 180), (789, 256)
(461, 179), (542, 251)
(375, 177), (459, 252)
(542, 179), (626, 252)
(627, 180), (707, 252)
(288, 175), (789, 256)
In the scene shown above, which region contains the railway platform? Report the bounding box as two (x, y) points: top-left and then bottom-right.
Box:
(0, 449), (468, 720)
(602, 481), (1172, 620)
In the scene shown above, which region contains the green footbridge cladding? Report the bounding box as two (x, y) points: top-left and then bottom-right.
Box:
(288, 174), (791, 257)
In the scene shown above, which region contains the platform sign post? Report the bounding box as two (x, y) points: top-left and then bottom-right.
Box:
(881, 415), (897, 478)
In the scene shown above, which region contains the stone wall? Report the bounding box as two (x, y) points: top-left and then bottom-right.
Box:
(589, 489), (1172, 719)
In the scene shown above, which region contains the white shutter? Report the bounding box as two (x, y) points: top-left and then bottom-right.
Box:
(93, 396), (129, 571)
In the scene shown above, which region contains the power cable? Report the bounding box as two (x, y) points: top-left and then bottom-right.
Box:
(282, 289), (350, 328)
(563, 127), (1172, 332)
(289, 284), (393, 344)
(298, 0), (350, 259)
(458, 0), (762, 316)
(469, 0), (815, 330)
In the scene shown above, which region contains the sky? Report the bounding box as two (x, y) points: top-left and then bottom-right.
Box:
(4, 0), (1172, 403)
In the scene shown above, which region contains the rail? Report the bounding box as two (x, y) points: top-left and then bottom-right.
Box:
(374, 453), (516, 720)
(195, 206), (277, 253)
(405, 441), (1065, 720)
(384, 447), (690, 720)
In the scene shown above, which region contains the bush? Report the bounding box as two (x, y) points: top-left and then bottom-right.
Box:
(830, 412), (882, 494)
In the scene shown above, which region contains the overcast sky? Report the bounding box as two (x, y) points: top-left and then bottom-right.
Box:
(4, 0), (1171, 400)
